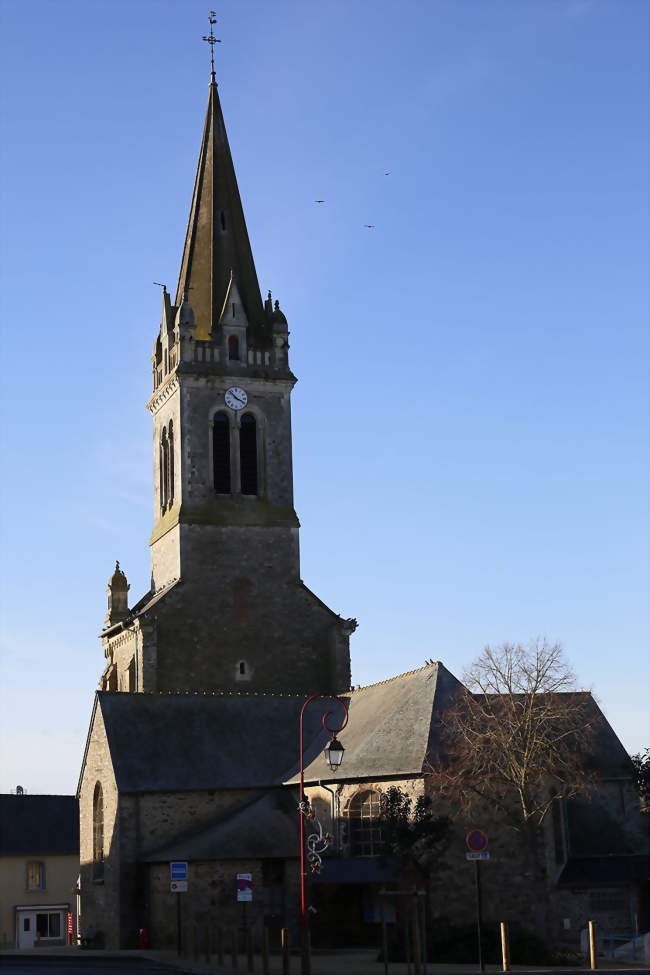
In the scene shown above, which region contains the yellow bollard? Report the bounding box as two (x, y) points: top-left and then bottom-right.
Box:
(589, 920), (597, 970)
(500, 922), (510, 972)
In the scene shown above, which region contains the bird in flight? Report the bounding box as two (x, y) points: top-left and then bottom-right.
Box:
(384, 171), (391, 176)
(364, 224), (376, 229)
(314, 199), (325, 204)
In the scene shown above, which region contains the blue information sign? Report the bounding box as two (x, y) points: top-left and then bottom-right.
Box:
(170, 861), (188, 881)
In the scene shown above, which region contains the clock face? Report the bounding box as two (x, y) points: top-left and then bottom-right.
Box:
(225, 386), (248, 411)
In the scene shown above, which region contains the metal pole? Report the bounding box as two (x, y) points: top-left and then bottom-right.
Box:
(381, 896), (388, 975)
(475, 860), (484, 973)
(262, 927), (270, 975)
(419, 896), (428, 974)
(404, 904), (412, 975)
(588, 920), (597, 970)
(298, 694), (348, 975)
(176, 893), (181, 956)
(412, 898), (421, 975)
(282, 927), (290, 975)
(232, 926), (239, 969)
(500, 921), (510, 972)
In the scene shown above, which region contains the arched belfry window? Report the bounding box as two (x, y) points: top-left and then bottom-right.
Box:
(213, 412), (231, 494)
(228, 335), (239, 361)
(240, 414), (258, 496)
(160, 427), (169, 511)
(167, 420), (174, 506)
(93, 782), (104, 880)
(347, 790), (383, 857)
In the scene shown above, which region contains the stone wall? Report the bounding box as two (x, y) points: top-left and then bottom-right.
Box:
(143, 558), (350, 695)
(78, 704), (120, 949)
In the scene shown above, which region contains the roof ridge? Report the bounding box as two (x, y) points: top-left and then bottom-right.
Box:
(351, 661), (439, 694)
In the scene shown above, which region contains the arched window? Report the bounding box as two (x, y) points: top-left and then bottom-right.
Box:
(168, 420), (174, 506)
(93, 783), (104, 880)
(228, 334), (239, 360)
(160, 427), (169, 510)
(213, 412), (231, 493)
(240, 414), (258, 496)
(347, 790), (383, 857)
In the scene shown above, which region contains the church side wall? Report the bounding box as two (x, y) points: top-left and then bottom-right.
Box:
(116, 789), (265, 947)
(78, 706), (121, 950)
(148, 859), (267, 950)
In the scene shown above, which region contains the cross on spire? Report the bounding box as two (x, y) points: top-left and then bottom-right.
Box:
(202, 10), (221, 83)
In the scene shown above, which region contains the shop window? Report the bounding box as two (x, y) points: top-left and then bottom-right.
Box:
(36, 913), (61, 939)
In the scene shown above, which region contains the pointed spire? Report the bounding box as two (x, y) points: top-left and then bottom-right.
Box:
(175, 82), (265, 342)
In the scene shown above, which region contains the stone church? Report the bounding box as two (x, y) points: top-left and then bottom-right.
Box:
(77, 66), (647, 953)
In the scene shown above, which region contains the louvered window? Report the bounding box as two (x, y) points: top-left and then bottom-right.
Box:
(213, 412), (231, 493)
(239, 414), (258, 496)
(228, 335), (239, 360)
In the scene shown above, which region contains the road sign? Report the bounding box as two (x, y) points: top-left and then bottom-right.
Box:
(170, 861), (188, 881)
(466, 829), (488, 853)
(237, 873), (253, 902)
(170, 880), (188, 892)
(466, 851), (490, 861)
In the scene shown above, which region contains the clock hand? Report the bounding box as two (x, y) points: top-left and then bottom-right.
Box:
(231, 393), (245, 404)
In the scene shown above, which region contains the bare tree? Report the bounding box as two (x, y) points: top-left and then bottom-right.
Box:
(429, 639), (597, 933)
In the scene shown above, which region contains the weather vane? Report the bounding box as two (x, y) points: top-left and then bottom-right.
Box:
(202, 10), (221, 83)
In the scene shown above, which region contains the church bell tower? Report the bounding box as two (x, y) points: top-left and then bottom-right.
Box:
(114, 74), (355, 695)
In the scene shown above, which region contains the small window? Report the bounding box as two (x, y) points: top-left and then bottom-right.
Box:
(23, 918), (30, 932)
(240, 414), (258, 496)
(26, 861), (45, 890)
(220, 210), (226, 231)
(239, 661), (246, 675)
(213, 412), (231, 493)
(228, 335), (239, 360)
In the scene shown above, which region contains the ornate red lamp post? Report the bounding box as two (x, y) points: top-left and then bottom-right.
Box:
(298, 694), (348, 961)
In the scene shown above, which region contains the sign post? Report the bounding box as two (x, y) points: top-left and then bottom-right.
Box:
(466, 831), (488, 973)
(170, 862), (188, 956)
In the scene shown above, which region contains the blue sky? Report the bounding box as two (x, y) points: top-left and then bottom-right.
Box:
(0, 0), (648, 793)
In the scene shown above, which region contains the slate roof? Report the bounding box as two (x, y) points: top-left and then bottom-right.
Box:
(90, 663), (456, 796)
(175, 80), (266, 339)
(143, 789), (299, 862)
(288, 662), (461, 786)
(0, 795), (79, 856)
(312, 856), (409, 886)
(92, 691), (342, 793)
(557, 854), (650, 887)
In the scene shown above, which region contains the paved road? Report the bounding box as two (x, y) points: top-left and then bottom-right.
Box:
(0, 957), (647, 975)
(0, 961), (178, 974)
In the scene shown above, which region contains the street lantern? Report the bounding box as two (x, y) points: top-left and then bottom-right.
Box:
(324, 735), (344, 771)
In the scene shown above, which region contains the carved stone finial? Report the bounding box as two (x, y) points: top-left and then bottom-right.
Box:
(105, 561), (130, 627)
